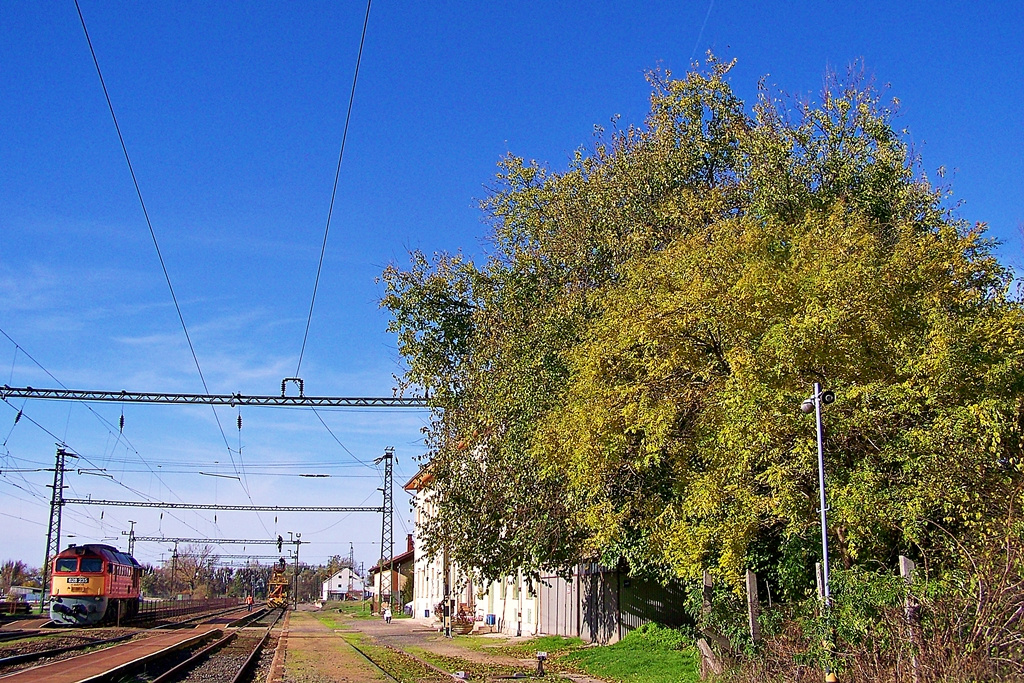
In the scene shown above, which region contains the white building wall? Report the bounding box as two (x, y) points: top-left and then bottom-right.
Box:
(475, 574), (538, 636)
(321, 567), (365, 601)
(408, 482), (537, 634)
(411, 490), (447, 621)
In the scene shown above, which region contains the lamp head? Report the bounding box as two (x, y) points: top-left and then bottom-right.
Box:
(800, 399), (815, 413)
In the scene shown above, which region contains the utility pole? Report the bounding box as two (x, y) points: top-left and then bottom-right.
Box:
(375, 447), (394, 612)
(170, 541), (179, 597)
(122, 520), (137, 555)
(801, 383), (835, 607)
(288, 532), (302, 609)
(348, 542), (355, 595)
(443, 545), (452, 638)
(42, 446), (76, 610)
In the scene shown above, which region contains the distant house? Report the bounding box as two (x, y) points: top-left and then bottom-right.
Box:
(321, 567), (365, 601)
(8, 586), (42, 605)
(367, 534), (414, 612)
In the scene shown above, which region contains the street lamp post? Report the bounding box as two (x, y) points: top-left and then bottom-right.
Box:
(801, 382), (835, 603)
(801, 382), (837, 682)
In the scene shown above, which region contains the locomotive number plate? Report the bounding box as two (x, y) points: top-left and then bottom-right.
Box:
(67, 577), (89, 584)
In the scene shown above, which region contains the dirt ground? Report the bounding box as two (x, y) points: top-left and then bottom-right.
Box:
(280, 605), (607, 683)
(280, 610), (389, 683)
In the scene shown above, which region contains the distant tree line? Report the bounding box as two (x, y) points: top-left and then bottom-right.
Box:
(1, 560), (42, 596)
(138, 545), (358, 602)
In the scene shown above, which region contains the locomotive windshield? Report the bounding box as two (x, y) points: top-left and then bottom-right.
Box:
(55, 558), (78, 572)
(81, 558), (103, 573)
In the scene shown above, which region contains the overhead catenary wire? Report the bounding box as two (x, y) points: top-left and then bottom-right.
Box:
(295, 0), (373, 377)
(0, 326), (202, 507)
(70, 0), (249, 492)
(7, 4), (394, 554)
(0, 327), (222, 528)
(0, 400), (210, 538)
(70, 4), (276, 535)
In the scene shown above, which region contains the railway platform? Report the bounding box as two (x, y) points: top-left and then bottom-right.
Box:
(0, 625), (221, 682)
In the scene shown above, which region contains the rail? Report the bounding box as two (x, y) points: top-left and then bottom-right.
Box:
(148, 607), (285, 683)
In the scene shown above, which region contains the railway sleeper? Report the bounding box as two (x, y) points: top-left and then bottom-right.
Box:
(74, 629), (223, 683)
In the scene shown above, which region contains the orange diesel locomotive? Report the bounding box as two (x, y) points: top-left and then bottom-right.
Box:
(49, 543), (141, 625)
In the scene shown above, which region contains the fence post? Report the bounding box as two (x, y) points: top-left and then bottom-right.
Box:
(702, 571), (713, 620)
(899, 556), (921, 683)
(696, 571), (726, 680)
(745, 569), (760, 644)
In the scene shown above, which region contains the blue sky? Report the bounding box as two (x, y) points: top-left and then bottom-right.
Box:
(2, 1), (1021, 572)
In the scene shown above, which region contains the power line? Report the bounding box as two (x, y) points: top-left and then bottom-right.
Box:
(71, 1), (248, 500)
(295, 0), (373, 376)
(133, 536), (301, 545)
(0, 400), (211, 537)
(0, 326), (217, 518)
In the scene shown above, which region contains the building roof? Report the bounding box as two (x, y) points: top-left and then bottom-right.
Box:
(367, 548), (414, 575)
(402, 465), (433, 492)
(324, 567), (359, 581)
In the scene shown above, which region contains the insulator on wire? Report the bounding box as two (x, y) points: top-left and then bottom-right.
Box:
(237, 414), (242, 430)
(14, 410), (21, 425)
(119, 414), (125, 432)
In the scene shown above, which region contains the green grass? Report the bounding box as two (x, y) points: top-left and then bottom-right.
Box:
(310, 610), (349, 630)
(340, 631), (449, 683)
(321, 599), (377, 620)
(405, 646), (532, 681)
(497, 634), (583, 658)
(449, 633), (512, 652)
(559, 624), (700, 683)
(493, 625), (698, 683)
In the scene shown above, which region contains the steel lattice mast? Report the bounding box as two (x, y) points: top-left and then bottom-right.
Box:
(375, 447), (394, 610)
(42, 447), (76, 605)
(0, 384), (427, 408)
(62, 499), (384, 512)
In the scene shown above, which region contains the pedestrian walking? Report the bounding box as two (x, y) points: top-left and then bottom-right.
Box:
(383, 606), (392, 624)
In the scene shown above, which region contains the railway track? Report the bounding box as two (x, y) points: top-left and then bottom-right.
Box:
(0, 605), (259, 681)
(0, 603), (252, 675)
(343, 636), (405, 683)
(148, 607), (285, 683)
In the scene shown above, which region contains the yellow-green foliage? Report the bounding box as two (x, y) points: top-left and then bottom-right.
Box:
(382, 57), (1023, 591)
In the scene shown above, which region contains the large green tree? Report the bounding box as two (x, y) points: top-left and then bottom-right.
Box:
(382, 58), (1023, 592)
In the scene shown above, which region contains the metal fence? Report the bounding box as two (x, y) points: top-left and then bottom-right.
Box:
(538, 564), (690, 644)
(138, 596), (243, 620)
